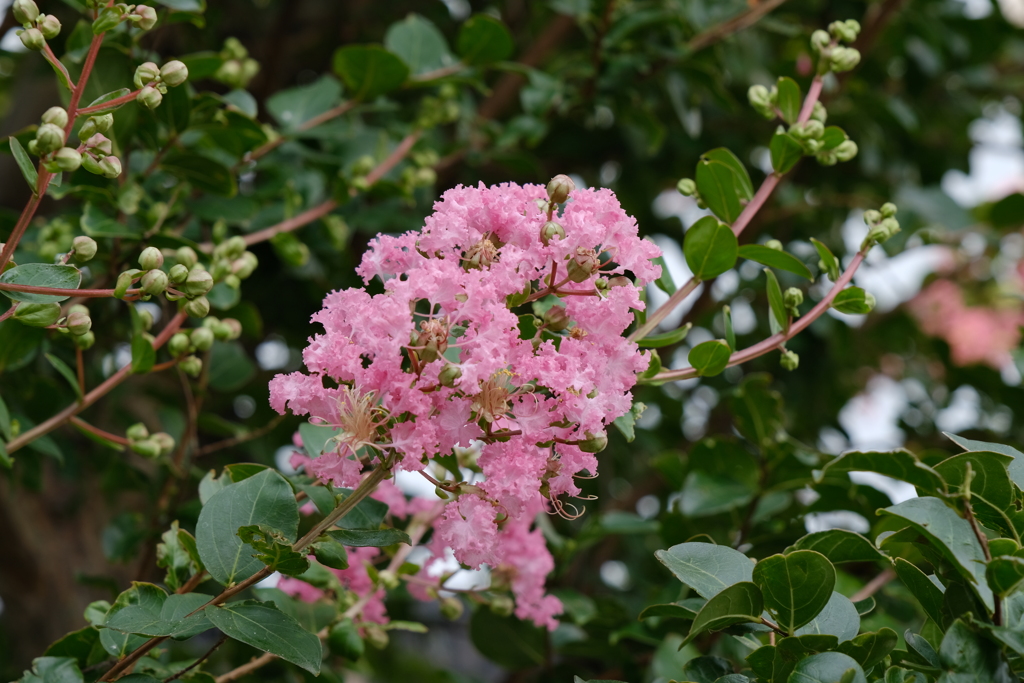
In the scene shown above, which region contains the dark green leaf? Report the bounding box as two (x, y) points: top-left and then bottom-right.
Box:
(819, 449), (946, 495)
(789, 530), (885, 564)
(10, 136), (37, 192)
(987, 556), (1024, 597)
(266, 75), (343, 132)
(680, 470), (753, 517)
(683, 216), (738, 280)
(764, 268), (788, 332)
(788, 652), (866, 683)
(81, 203), (138, 239)
(327, 619), (364, 660)
(457, 14), (515, 65)
(105, 593), (212, 639)
(768, 634), (840, 682)
(237, 524), (310, 576)
(680, 656), (731, 683)
(753, 551), (836, 634)
(0, 264), (82, 304)
(837, 628), (898, 670)
(130, 333), (155, 374)
(160, 152), (236, 197)
(206, 600), (322, 674)
(157, 522), (200, 592)
(770, 132), (804, 173)
(688, 340), (732, 377)
(195, 469), (299, 586)
(776, 76), (802, 124)
(935, 450), (1017, 536)
(638, 598), (704, 621)
(738, 244), (813, 279)
(310, 537), (348, 570)
(638, 323), (691, 348)
(45, 353), (82, 400)
(18, 657), (83, 683)
(207, 341), (256, 392)
(324, 527), (411, 548)
(333, 489), (389, 530)
(938, 620), (998, 674)
(0, 394), (10, 440)
(384, 14), (453, 75)
(821, 126), (848, 151)
(683, 581), (763, 645)
(84, 88), (133, 113)
(811, 238), (840, 281)
(703, 148), (754, 199)
(42, 627), (106, 670)
(944, 432), (1024, 491)
(794, 592), (860, 641)
(723, 305), (736, 350)
(696, 159), (745, 224)
(469, 609), (545, 669)
(652, 255), (676, 294)
(654, 542), (754, 599)
(332, 45), (410, 100)
(832, 287), (874, 315)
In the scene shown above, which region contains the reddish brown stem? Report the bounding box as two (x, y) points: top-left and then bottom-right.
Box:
(0, 282), (139, 298)
(75, 346), (85, 394)
(69, 416), (130, 445)
(77, 89), (142, 116)
(247, 101), (356, 162)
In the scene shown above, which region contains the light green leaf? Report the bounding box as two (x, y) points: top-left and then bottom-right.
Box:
(821, 126), (849, 151)
(738, 244), (813, 280)
(206, 600), (322, 674)
(324, 527), (411, 548)
(811, 238), (840, 282)
(696, 159), (745, 224)
(753, 551), (836, 634)
(332, 45), (410, 100)
(789, 652), (866, 683)
(612, 402), (646, 443)
(819, 449), (946, 495)
(680, 470), (754, 517)
(45, 353), (82, 400)
(832, 287), (874, 315)
(688, 340), (732, 377)
(764, 268), (787, 333)
(0, 264), (82, 304)
(776, 76), (802, 124)
(18, 657), (83, 683)
(10, 136), (38, 192)
(385, 14), (453, 75)
(770, 131), (804, 173)
(939, 619), (1005, 678)
(684, 216), (738, 280)
(332, 489), (389, 530)
(652, 254), (676, 294)
(457, 14), (514, 65)
(683, 582), (763, 645)
(789, 530), (885, 564)
(637, 323), (691, 348)
(654, 542), (754, 599)
(794, 592), (860, 641)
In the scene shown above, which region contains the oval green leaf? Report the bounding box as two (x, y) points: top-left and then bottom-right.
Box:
(206, 600), (322, 674)
(684, 216), (738, 280)
(789, 652), (866, 683)
(696, 159), (744, 224)
(789, 529), (885, 564)
(638, 323), (691, 348)
(832, 287), (875, 315)
(683, 581), (764, 645)
(332, 45), (410, 100)
(753, 550), (836, 634)
(810, 238), (840, 281)
(688, 340), (732, 377)
(776, 76), (802, 124)
(794, 592), (860, 642)
(654, 542), (754, 599)
(738, 244), (813, 279)
(10, 136), (38, 192)
(0, 263), (82, 303)
(770, 131), (804, 174)
(764, 268), (787, 333)
(384, 14), (453, 76)
(457, 14), (515, 65)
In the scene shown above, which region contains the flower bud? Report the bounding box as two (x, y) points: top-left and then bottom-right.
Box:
(134, 62), (160, 89)
(577, 430), (608, 454)
(676, 178), (697, 196)
(35, 123), (65, 154)
(184, 268), (213, 296)
(132, 5), (157, 30)
(210, 259), (230, 281)
(438, 364), (462, 387)
(833, 139), (858, 162)
(566, 247), (600, 283)
(126, 422), (149, 441)
(98, 156), (122, 178)
(84, 133), (112, 155)
(810, 29), (831, 52)
(138, 246), (163, 271)
(829, 19), (860, 43)
(151, 432), (175, 456)
(138, 308), (154, 331)
(240, 58), (260, 85)
(215, 60), (242, 86)
(863, 209), (882, 225)
(114, 269), (139, 299)
(79, 114), (114, 140)
(747, 84), (775, 118)
(811, 101), (827, 124)
(829, 46), (861, 73)
(41, 106), (68, 129)
(53, 147), (82, 172)
(92, 6), (124, 34)
(18, 27), (44, 50)
(880, 202), (897, 218)
(184, 296), (210, 318)
(440, 597), (464, 621)
(66, 310), (92, 336)
(489, 595), (514, 617)
(546, 174), (575, 204)
(190, 326), (214, 352)
(72, 235), (97, 262)
(790, 120), (824, 140)
(37, 14), (60, 39)
(539, 221), (565, 246)
(543, 304), (570, 332)
(137, 84), (163, 110)
(13, 0), (39, 24)
(131, 438), (161, 459)
(141, 269), (168, 295)
(780, 349), (800, 371)
(363, 625), (389, 651)
(764, 239), (783, 251)
(14, 301), (61, 327)
(221, 318), (243, 340)
(231, 251), (258, 279)
(168, 332), (191, 357)
(26, 140), (38, 155)
(176, 246), (198, 268)
(159, 60), (188, 87)
(180, 355), (202, 377)
(73, 330), (95, 349)
(783, 287), (804, 313)
(464, 238), (498, 270)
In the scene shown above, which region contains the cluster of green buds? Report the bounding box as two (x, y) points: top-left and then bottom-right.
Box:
(210, 235), (259, 289)
(861, 202), (900, 249)
(59, 304), (95, 349)
(536, 174), (574, 244)
(126, 423), (175, 459)
(79, 130), (122, 179)
(92, 3), (157, 34)
(134, 60), (189, 110)
(28, 108), (76, 172)
(415, 83), (461, 129)
(783, 287), (804, 318)
(214, 37), (259, 89)
(810, 19), (861, 74)
(167, 316), (242, 378)
(787, 119), (859, 166)
(780, 349), (800, 371)
(33, 216), (73, 261)
(400, 149), (439, 194)
(13, 0), (60, 51)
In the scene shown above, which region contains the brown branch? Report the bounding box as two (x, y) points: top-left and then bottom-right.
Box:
(849, 567), (896, 603)
(195, 414), (286, 457)
(69, 416), (129, 446)
(685, 0), (789, 53)
(247, 101), (357, 163)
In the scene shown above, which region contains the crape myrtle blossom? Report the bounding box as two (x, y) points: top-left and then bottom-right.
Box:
(269, 179), (661, 629)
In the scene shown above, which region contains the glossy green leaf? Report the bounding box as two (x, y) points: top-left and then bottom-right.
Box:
(987, 556), (1024, 597)
(703, 148), (754, 199)
(753, 551), (835, 634)
(160, 152), (236, 197)
(652, 254), (676, 294)
(819, 449), (946, 495)
(195, 469), (299, 586)
(10, 136), (37, 192)
(18, 657), (83, 683)
(696, 159), (745, 224)
(237, 524), (310, 576)
(788, 652), (866, 683)
(385, 14), (453, 75)
(770, 131), (804, 173)
(325, 527), (411, 548)
(944, 432), (1024, 491)
(892, 558), (945, 625)
(683, 581), (763, 645)
(44, 354), (82, 400)
(638, 598), (704, 621)
(130, 333), (155, 374)
(0, 264), (82, 304)
(688, 340), (732, 377)
(789, 530), (884, 564)
(637, 323), (691, 348)
(794, 592), (860, 642)
(654, 542), (754, 599)
(836, 628), (899, 670)
(332, 45), (410, 100)
(738, 244), (813, 280)
(811, 238), (840, 281)
(206, 600), (322, 674)
(457, 14), (514, 65)
(684, 216), (738, 280)
(776, 76), (802, 124)
(832, 287), (874, 314)
(764, 268), (788, 332)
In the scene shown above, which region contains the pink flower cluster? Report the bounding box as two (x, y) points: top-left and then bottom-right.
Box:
(907, 279), (1024, 369)
(270, 181), (660, 628)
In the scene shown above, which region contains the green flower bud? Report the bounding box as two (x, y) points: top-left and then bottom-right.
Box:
(489, 595), (514, 617)
(180, 355), (202, 377)
(13, 0), (40, 24)
(221, 318), (242, 340)
(539, 221), (565, 246)
(54, 147), (82, 172)
(223, 274), (241, 289)
(676, 178), (697, 196)
(747, 84), (775, 119)
(184, 296), (210, 318)
(83, 133), (112, 155)
(190, 326), (214, 352)
(790, 120), (824, 140)
(219, 235), (246, 261)
(131, 5), (157, 30)
(92, 6), (124, 34)
(141, 269), (168, 296)
(210, 259), (230, 281)
(14, 301), (61, 327)
(98, 155), (122, 178)
(440, 596), (464, 621)
(863, 209), (882, 225)
(543, 304), (571, 332)
(546, 174), (575, 204)
(184, 268), (214, 296)
(72, 235), (97, 262)
(73, 330), (95, 349)
(240, 58), (260, 85)
(137, 84), (163, 110)
(209, 321), (230, 341)
(833, 139), (858, 162)
(215, 60), (242, 86)
(126, 422), (149, 441)
(363, 625), (389, 651)
(577, 430), (608, 453)
(41, 106), (68, 129)
(176, 246), (198, 268)
(810, 29), (831, 52)
(37, 14), (60, 39)
(168, 332), (191, 357)
(138, 246), (164, 270)
(880, 202), (897, 218)
(829, 46), (861, 73)
(765, 239), (783, 251)
(79, 113), (114, 140)
(810, 101), (827, 124)
(138, 308), (154, 331)
(167, 263), (189, 284)
(829, 19), (860, 43)
(131, 438), (161, 459)
(35, 123), (65, 154)
(151, 432), (175, 456)
(438, 364), (462, 387)
(783, 287), (804, 314)
(159, 60), (188, 87)
(18, 26), (44, 50)
(780, 349), (800, 371)
(134, 62), (160, 89)
(114, 269), (139, 299)
(26, 139), (38, 155)
(566, 247), (600, 283)
(65, 310), (92, 336)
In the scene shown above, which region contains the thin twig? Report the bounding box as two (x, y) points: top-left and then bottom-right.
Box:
(685, 0), (789, 53)
(195, 414), (286, 457)
(69, 416), (129, 446)
(163, 635), (227, 682)
(849, 567), (896, 603)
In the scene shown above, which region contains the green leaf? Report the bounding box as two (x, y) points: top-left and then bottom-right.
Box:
(309, 537), (348, 570)
(723, 306), (736, 351)
(832, 287), (874, 315)
(42, 627), (106, 670)
(206, 600), (322, 674)
(764, 268), (788, 333)
(156, 521), (200, 592)
(688, 340), (732, 377)
(683, 581), (764, 645)
(237, 524), (310, 576)
(0, 264), (82, 303)
(195, 469), (299, 586)
(770, 131), (804, 173)
(944, 432), (1024, 491)
(0, 440), (10, 469)
(457, 14), (515, 65)
(939, 619), (1006, 678)
(0, 394), (10, 441)
(794, 592), (860, 641)
(935, 451), (1018, 537)
(612, 401), (646, 443)
(652, 254), (676, 294)
(788, 652), (866, 683)
(987, 556), (1024, 597)
(696, 159), (745, 224)
(105, 593), (212, 639)
(680, 470), (754, 517)
(680, 655), (731, 683)
(45, 353), (82, 400)
(811, 238), (840, 282)
(683, 216), (738, 280)
(765, 634), (839, 682)
(880, 497), (993, 610)
(905, 630), (940, 668)
(266, 75), (343, 132)
(469, 609), (545, 669)
(327, 619), (364, 660)
(789, 530), (885, 564)
(84, 88), (133, 113)
(324, 527), (411, 548)
(821, 126), (849, 151)
(130, 333), (155, 374)
(638, 598), (704, 621)
(703, 148), (754, 199)
(160, 152), (236, 197)
(637, 323), (691, 348)
(738, 244), (813, 280)
(654, 542), (754, 599)
(385, 14), (453, 75)
(333, 489), (389, 530)
(10, 136), (38, 192)
(836, 629), (899, 670)
(332, 45), (410, 100)
(18, 658), (83, 683)
(753, 551), (836, 634)
(819, 449), (946, 495)
(81, 203), (138, 239)
(207, 341), (256, 392)
(776, 76), (802, 124)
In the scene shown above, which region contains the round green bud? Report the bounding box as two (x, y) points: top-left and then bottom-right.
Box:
(114, 269), (139, 299)
(84, 133), (112, 155)
(215, 59), (242, 86)
(68, 304), (89, 317)
(79, 113), (114, 140)
(184, 268), (213, 297)
(65, 310), (92, 336)
(232, 251), (258, 279)
(167, 263), (189, 284)
(134, 61), (160, 89)
(543, 304), (571, 332)
(159, 60), (188, 87)
(35, 123), (65, 154)
(221, 318), (243, 340)
(791, 120), (824, 140)
(489, 595), (515, 617)
(210, 259), (230, 281)
(833, 139), (858, 162)
(210, 321), (231, 341)
(676, 178), (697, 196)
(126, 422), (149, 441)
(220, 235), (246, 261)
(546, 174), (575, 204)
(72, 235), (97, 262)
(73, 330), (95, 350)
(190, 326), (214, 352)
(577, 430), (609, 454)
(168, 332), (191, 357)
(175, 246), (198, 268)
(765, 239), (783, 251)
(138, 308), (154, 331)
(132, 5), (157, 30)
(18, 26), (44, 50)
(13, 0), (40, 24)
(139, 246), (164, 270)
(780, 349), (800, 371)
(98, 155), (122, 178)
(180, 355), (202, 377)
(37, 14), (60, 39)
(240, 58), (259, 84)
(223, 274), (241, 289)
(539, 221), (565, 246)
(810, 29), (831, 52)
(41, 106), (68, 129)
(863, 209), (882, 225)
(54, 147), (82, 172)
(783, 287), (804, 310)
(566, 247), (600, 283)
(140, 269), (168, 296)
(131, 439), (161, 459)
(137, 84), (163, 110)
(829, 19), (860, 43)
(363, 625), (389, 651)
(438, 364), (462, 387)
(880, 202), (897, 218)
(880, 217), (900, 237)
(440, 597), (464, 621)
(14, 301), (61, 327)
(811, 101), (827, 124)
(747, 84), (771, 108)
(151, 432), (175, 456)
(829, 46), (861, 73)
(26, 139), (38, 155)
(184, 296), (210, 319)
